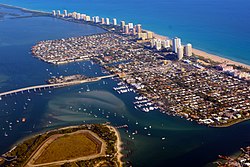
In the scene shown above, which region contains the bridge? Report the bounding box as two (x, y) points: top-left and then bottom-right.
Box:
(0, 74), (116, 99)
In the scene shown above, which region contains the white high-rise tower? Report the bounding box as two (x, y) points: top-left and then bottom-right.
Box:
(106, 18), (110, 25)
(184, 43), (193, 56)
(177, 46), (184, 60)
(172, 37), (181, 53)
(113, 18), (117, 25)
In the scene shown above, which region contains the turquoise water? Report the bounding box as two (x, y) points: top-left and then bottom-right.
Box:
(0, 5), (250, 167)
(0, 0), (250, 65)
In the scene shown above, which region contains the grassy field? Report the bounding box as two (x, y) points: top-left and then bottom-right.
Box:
(34, 133), (99, 164)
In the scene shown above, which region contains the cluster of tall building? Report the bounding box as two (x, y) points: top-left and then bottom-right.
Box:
(121, 21), (142, 35)
(52, 10), (118, 26)
(149, 36), (193, 60)
(172, 37), (193, 60)
(52, 10), (192, 60)
(150, 39), (171, 51)
(137, 31), (154, 40)
(52, 10), (144, 35)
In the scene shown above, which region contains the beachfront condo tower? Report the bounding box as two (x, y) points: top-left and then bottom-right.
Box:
(136, 24), (142, 33)
(124, 25), (129, 34)
(106, 18), (110, 25)
(177, 46), (184, 60)
(172, 37), (181, 53)
(184, 43), (193, 56)
(52, 10), (56, 16)
(113, 18), (117, 25)
(63, 10), (68, 17)
(128, 23), (134, 29)
(121, 21), (125, 29)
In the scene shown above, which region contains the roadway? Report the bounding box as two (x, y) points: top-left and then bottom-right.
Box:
(0, 74), (116, 98)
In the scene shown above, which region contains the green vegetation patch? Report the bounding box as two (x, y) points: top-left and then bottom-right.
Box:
(34, 133), (99, 164)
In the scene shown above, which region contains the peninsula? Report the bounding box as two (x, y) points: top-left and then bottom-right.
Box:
(31, 28), (250, 127)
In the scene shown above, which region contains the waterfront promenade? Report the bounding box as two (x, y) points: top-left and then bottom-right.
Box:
(0, 74), (116, 98)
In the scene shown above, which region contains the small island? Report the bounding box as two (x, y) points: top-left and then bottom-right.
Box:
(1, 124), (123, 167)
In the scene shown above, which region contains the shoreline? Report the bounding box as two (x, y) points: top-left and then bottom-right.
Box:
(151, 31), (250, 70)
(2, 124), (123, 166)
(211, 117), (250, 128)
(108, 126), (123, 167)
(193, 48), (250, 70)
(1, 2), (250, 70)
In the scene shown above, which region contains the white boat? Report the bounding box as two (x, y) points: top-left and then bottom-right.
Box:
(161, 137), (166, 140)
(86, 85), (90, 92)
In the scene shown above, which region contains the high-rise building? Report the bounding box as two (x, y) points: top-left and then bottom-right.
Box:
(156, 40), (162, 50)
(177, 46), (184, 60)
(113, 18), (117, 25)
(63, 10), (68, 17)
(147, 31), (153, 39)
(161, 40), (168, 49)
(121, 21), (125, 29)
(184, 43), (193, 56)
(81, 14), (86, 20)
(172, 37), (181, 53)
(52, 10), (56, 16)
(57, 10), (61, 16)
(128, 23), (134, 29)
(106, 18), (110, 25)
(85, 16), (91, 21)
(161, 40), (171, 48)
(101, 18), (105, 24)
(138, 33), (148, 40)
(72, 12), (77, 19)
(136, 24), (142, 33)
(76, 13), (81, 20)
(133, 27), (137, 35)
(95, 16), (100, 23)
(124, 25), (129, 34)
(150, 39), (155, 48)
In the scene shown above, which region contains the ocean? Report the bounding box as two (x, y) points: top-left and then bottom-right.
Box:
(0, 0), (250, 65)
(0, 2), (250, 167)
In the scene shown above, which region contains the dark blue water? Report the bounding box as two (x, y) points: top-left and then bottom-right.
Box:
(0, 0), (250, 65)
(0, 6), (250, 167)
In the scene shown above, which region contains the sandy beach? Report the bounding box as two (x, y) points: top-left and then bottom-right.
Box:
(108, 126), (123, 167)
(192, 48), (250, 69)
(151, 31), (250, 70)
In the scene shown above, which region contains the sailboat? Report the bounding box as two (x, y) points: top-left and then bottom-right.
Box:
(86, 85), (90, 92)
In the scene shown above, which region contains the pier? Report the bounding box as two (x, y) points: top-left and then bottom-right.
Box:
(0, 74), (116, 98)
